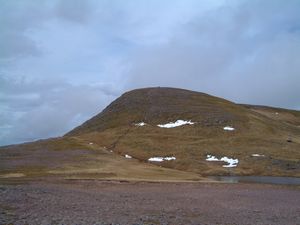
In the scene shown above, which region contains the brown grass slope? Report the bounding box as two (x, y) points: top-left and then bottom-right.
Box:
(0, 137), (201, 182)
(1, 87), (299, 181)
(67, 87), (249, 136)
(67, 87), (300, 177)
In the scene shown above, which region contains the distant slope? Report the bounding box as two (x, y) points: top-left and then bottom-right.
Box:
(240, 104), (300, 126)
(1, 87), (299, 181)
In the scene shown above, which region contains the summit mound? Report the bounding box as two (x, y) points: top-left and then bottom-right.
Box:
(67, 87), (247, 136)
(1, 87), (299, 181)
(67, 87), (300, 177)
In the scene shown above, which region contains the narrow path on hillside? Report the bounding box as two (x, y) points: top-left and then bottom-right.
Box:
(108, 126), (133, 151)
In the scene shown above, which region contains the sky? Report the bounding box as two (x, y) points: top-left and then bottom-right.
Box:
(1, 0), (300, 146)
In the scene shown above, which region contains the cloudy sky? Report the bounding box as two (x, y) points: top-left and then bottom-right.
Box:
(1, 0), (300, 146)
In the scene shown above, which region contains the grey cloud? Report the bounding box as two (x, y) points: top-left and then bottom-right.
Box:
(0, 77), (118, 145)
(55, 0), (93, 24)
(0, 0), (94, 65)
(0, 0), (52, 63)
(0, 32), (40, 60)
(126, 0), (300, 108)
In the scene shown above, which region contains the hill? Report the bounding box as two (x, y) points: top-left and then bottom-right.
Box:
(1, 87), (299, 182)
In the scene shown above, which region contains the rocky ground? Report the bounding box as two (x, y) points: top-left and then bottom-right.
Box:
(0, 179), (299, 225)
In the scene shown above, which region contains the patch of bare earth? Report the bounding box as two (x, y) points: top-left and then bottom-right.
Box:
(0, 179), (299, 225)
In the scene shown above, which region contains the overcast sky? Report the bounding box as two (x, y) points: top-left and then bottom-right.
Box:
(1, 0), (300, 146)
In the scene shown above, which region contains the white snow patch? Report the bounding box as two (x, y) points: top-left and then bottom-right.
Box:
(206, 154), (239, 167)
(251, 154), (265, 157)
(223, 126), (235, 131)
(125, 154), (132, 159)
(220, 157), (239, 168)
(148, 156), (176, 162)
(157, 120), (194, 128)
(275, 112), (279, 115)
(206, 155), (220, 161)
(163, 156), (176, 161)
(135, 122), (146, 126)
(89, 142), (93, 145)
(148, 157), (164, 162)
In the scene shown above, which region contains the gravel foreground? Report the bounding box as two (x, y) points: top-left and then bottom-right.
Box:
(0, 179), (299, 225)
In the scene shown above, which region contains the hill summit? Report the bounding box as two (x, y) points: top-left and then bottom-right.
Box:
(1, 87), (299, 181)
(66, 87), (300, 176)
(67, 87), (247, 136)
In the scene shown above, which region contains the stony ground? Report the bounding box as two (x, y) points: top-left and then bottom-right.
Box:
(0, 179), (299, 225)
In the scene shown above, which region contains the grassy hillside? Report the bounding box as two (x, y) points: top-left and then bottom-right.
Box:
(0, 137), (202, 182)
(1, 87), (299, 181)
(67, 88), (300, 177)
(66, 87), (250, 136)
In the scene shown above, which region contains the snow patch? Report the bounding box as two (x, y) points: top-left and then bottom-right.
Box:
(158, 120), (194, 128)
(251, 154), (265, 157)
(206, 154), (239, 167)
(206, 155), (220, 161)
(148, 156), (176, 162)
(220, 157), (239, 168)
(89, 142), (93, 145)
(135, 122), (146, 126)
(125, 154), (132, 159)
(223, 126), (235, 131)
(275, 112), (279, 115)
(148, 157), (164, 162)
(164, 156), (176, 161)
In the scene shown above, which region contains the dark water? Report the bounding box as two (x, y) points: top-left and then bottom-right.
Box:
(208, 176), (300, 185)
